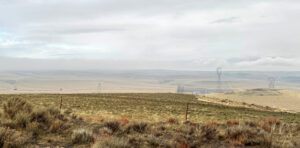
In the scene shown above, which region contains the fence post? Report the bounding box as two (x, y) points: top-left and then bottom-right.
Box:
(60, 96), (63, 110)
(185, 103), (189, 121)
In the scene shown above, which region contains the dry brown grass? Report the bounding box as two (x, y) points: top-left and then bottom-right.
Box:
(167, 117), (179, 124)
(71, 128), (94, 144)
(119, 116), (130, 125)
(0, 127), (30, 148)
(0, 94), (300, 147)
(226, 119), (240, 127)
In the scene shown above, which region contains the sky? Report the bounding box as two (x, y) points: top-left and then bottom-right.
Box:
(0, 0), (300, 71)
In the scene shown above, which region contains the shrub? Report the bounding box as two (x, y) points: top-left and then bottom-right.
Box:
(92, 137), (130, 148)
(146, 135), (163, 147)
(1, 98), (69, 136)
(226, 120), (239, 127)
(265, 118), (281, 126)
(50, 120), (62, 133)
(14, 113), (31, 129)
(26, 121), (40, 137)
(0, 127), (29, 148)
(225, 125), (271, 146)
(245, 120), (259, 128)
(200, 121), (219, 141)
(30, 108), (51, 125)
(104, 121), (120, 133)
(3, 98), (32, 119)
(119, 116), (129, 125)
(167, 118), (179, 124)
(1, 98), (33, 129)
(126, 122), (148, 133)
(72, 128), (94, 144)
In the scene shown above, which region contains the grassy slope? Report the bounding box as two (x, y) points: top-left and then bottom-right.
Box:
(1, 93), (299, 123)
(207, 89), (300, 112)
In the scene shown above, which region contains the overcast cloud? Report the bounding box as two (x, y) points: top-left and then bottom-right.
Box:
(0, 0), (300, 71)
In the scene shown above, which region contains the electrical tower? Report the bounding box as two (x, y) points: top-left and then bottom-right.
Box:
(97, 82), (102, 93)
(13, 80), (17, 91)
(268, 77), (276, 89)
(216, 67), (222, 91)
(177, 84), (184, 94)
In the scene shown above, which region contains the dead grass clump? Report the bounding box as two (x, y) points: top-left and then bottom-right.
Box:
(125, 122), (148, 133)
(30, 108), (51, 126)
(1, 98), (33, 129)
(104, 120), (120, 133)
(0, 127), (30, 148)
(265, 118), (281, 126)
(225, 125), (271, 146)
(3, 98), (32, 119)
(245, 120), (260, 128)
(72, 128), (94, 144)
(118, 116), (130, 125)
(1, 98), (69, 136)
(226, 119), (239, 127)
(13, 113), (31, 129)
(167, 118), (179, 124)
(200, 121), (219, 141)
(50, 120), (63, 133)
(26, 121), (39, 138)
(262, 118), (281, 132)
(92, 137), (130, 148)
(295, 124), (300, 133)
(179, 142), (190, 148)
(146, 135), (172, 147)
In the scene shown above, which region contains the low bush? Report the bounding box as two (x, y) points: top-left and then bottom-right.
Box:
(125, 122), (148, 133)
(104, 120), (120, 133)
(225, 125), (271, 146)
(92, 137), (130, 148)
(3, 98), (32, 119)
(0, 127), (30, 148)
(72, 128), (94, 144)
(167, 118), (179, 124)
(1, 98), (69, 136)
(200, 121), (219, 141)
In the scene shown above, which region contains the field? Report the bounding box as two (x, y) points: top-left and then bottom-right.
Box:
(1, 70), (300, 94)
(206, 89), (300, 113)
(1, 93), (300, 147)
(1, 93), (300, 123)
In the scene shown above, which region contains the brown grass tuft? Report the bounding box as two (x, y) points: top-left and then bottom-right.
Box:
(167, 118), (179, 124)
(119, 116), (130, 125)
(72, 128), (94, 144)
(226, 119), (239, 127)
(3, 98), (32, 119)
(265, 118), (281, 126)
(0, 127), (30, 148)
(104, 120), (120, 133)
(200, 121), (219, 141)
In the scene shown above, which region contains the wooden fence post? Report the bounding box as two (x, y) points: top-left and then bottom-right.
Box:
(60, 96), (63, 110)
(185, 103), (189, 121)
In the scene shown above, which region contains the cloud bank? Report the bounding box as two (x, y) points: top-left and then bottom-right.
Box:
(0, 0), (300, 70)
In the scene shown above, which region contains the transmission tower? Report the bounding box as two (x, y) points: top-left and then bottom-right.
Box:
(177, 84), (184, 94)
(13, 81), (17, 91)
(268, 77), (276, 89)
(216, 67), (222, 91)
(97, 82), (102, 93)
(13, 85), (18, 91)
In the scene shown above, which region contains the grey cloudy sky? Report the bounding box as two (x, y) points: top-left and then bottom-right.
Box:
(0, 0), (300, 71)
